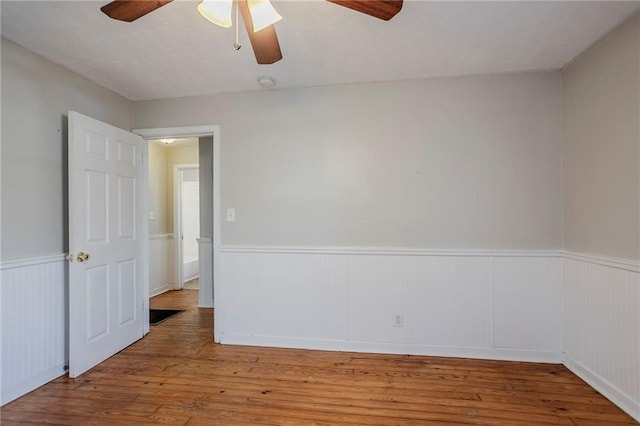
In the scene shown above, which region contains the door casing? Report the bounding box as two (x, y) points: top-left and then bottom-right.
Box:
(134, 125), (221, 338)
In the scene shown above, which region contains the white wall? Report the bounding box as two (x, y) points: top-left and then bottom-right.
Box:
(0, 37), (133, 405)
(134, 72), (566, 374)
(148, 142), (171, 236)
(134, 72), (563, 250)
(199, 136), (214, 239)
(1, 38), (132, 261)
(181, 178), (200, 282)
(149, 234), (173, 296)
(135, 74), (565, 367)
(563, 13), (640, 261)
(2, 14), (638, 420)
(166, 144), (198, 232)
(198, 137), (215, 307)
(562, 13), (640, 422)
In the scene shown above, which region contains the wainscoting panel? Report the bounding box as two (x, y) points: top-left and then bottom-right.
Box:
(148, 234), (173, 297)
(5, 247), (634, 422)
(563, 255), (640, 422)
(0, 255), (67, 405)
(493, 256), (563, 352)
(404, 256), (493, 348)
(218, 248), (562, 362)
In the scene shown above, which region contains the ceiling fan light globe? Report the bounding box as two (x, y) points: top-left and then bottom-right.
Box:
(198, 0), (233, 28)
(247, 0), (282, 32)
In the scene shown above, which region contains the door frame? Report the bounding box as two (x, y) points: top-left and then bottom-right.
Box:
(133, 125), (221, 337)
(173, 163), (199, 291)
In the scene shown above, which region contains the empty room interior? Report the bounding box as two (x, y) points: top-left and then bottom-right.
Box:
(1, 0), (640, 424)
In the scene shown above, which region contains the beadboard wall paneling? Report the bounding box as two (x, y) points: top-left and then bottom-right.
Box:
(149, 234), (173, 296)
(4, 248), (637, 423)
(563, 255), (640, 422)
(493, 256), (563, 351)
(0, 255), (67, 405)
(217, 248), (563, 362)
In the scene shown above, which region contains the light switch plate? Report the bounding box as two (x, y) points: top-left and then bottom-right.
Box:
(226, 208), (236, 222)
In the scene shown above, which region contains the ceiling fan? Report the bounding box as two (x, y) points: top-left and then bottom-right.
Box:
(100, 0), (403, 65)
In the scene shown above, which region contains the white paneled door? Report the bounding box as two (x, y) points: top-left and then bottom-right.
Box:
(68, 111), (144, 378)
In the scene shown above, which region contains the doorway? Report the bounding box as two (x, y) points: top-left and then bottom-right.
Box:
(146, 138), (200, 302)
(136, 125), (220, 339)
(144, 136), (214, 312)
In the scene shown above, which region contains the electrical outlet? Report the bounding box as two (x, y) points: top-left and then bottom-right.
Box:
(394, 314), (404, 327)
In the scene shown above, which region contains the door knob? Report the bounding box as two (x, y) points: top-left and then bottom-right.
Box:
(76, 252), (90, 262)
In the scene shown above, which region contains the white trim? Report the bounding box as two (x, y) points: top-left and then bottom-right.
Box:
(219, 245), (561, 257)
(217, 246), (640, 273)
(149, 285), (172, 298)
(199, 298), (214, 308)
(149, 233), (173, 240)
(219, 334), (562, 364)
(212, 128), (221, 338)
(142, 140), (150, 334)
(133, 125), (217, 139)
(562, 251), (640, 273)
(564, 358), (640, 423)
(0, 253), (66, 270)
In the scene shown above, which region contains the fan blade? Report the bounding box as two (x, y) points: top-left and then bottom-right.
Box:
(101, 0), (173, 22)
(238, 0), (283, 65)
(326, 0), (403, 21)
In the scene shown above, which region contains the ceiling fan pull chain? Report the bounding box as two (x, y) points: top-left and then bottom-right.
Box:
(233, 0), (242, 50)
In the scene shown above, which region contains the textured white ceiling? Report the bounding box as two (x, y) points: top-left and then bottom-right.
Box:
(1, 1), (638, 101)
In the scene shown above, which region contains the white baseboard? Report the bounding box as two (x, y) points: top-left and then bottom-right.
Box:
(198, 298), (214, 308)
(219, 334), (562, 364)
(564, 358), (640, 422)
(182, 274), (199, 284)
(149, 284), (172, 298)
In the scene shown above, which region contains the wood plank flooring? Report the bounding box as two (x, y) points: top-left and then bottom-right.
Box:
(2, 289), (637, 425)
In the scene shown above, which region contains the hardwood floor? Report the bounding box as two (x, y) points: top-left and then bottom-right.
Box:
(2, 289), (637, 425)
